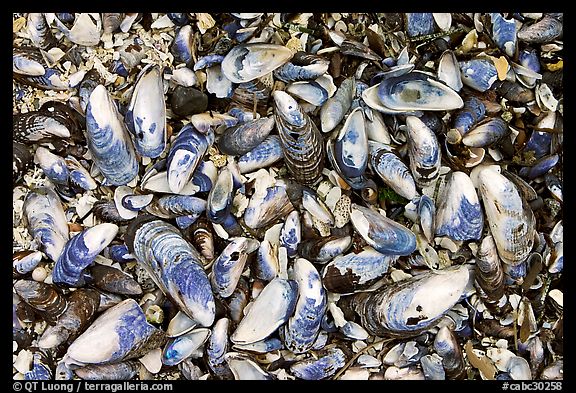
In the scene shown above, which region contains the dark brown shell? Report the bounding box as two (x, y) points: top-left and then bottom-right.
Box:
(13, 142), (32, 185)
(14, 280), (68, 325)
(88, 264), (143, 296)
(38, 288), (101, 348)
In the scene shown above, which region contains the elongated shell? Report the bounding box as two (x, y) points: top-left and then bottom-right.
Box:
(434, 326), (465, 379)
(206, 318), (234, 379)
(405, 116), (441, 187)
(517, 14), (562, 44)
(230, 278), (297, 345)
(237, 135), (284, 174)
(369, 141), (418, 200)
(13, 112), (71, 146)
(435, 171), (484, 241)
(350, 204), (416, 256)
(243, 184), (294, 229)
(85, 84), (139, 185)
(162, 328), (211, 366)
(23, 187), (69, 262)
(74, 361), (140, 380)
(88, 264), (143, 295)
(289, 347), (346, 380)
(452, 97), (486, 136)
(352, 265), (470, 337)
(26, 13), (57, 50)
(491, 13), (517, 57)
(125, 64), (166, 158)
(52, 223), (119, 287)
(125, 216), (215, 326)
(225, 352), (275, 380)
(322, 247), (395, 294)
(211, 237), (260, 298)
(297, 236), (352, 263)
(13, 142), (32, 184)
(437, 50), (463, 92)
(475, 235), (506, 302)
(378, 71), (463, 111)
(34, 146), (69, 185)
(167, 125), (215, 194)
(38, 289), (101, 349)
(63, 298), (166, 367)
(320, 77), (356, 133)
(477, 168), (535, 265)
(14, 280), (68, 325)
(459, 59), (498, 92)
(461, 118), (509, 147)
(273, 90), (325, 185)
(283, 258), (326, 354)
(217, 116), (275, 156)
(280, 211), (301, 258)
(330, 107), (368, 180)
(221, 43), (293, 84)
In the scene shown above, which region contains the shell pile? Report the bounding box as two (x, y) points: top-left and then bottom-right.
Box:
(13, 12), (563, 381)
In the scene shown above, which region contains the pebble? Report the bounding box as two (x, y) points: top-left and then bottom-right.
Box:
(170, 86), (208, 117)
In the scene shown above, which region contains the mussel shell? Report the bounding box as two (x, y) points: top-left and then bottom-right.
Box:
(211, 237), (260, 298)
(279, 210), (301, 258)
(320, 77), (356, 133)
(206, 318), (234, 379)
(230, 278), (298, 345)
(243, 185), (294, 229)
(321, 247), (395, 294)
(22, 187), (69, 263)
(461, 118), (510, 148)
(353, 265), (470, 337)
(85, 85), (139, 186)
(452, 97), (486, 136)
(167, 125), (215, 194)
(434, 326), (465, 379)
(368, 141), (418, 201)
(405, 13), (435, 37)
(517, 14), (563, 44)
(38, 288), (101, 349)
(222, 43), (293, 84)
(125, 64), (167, 158)
(14, 280), (68, 325)
(13, 47), (45, 76)
(87, 264), (142, 295)
(289, 346), (346, 380)
(477, 168), (536, 265)
(74, 360), (140, 380)
(437, 50), (463, 92)
(435, 171), (484, 241)
(475, 235), (506, 302)
(217, 116), (275, 156)
(273, 90), (325, 185)
(13, 112), (72, 145)
(224, 352), (275, 380)
(283, 258), (327, 354)
(405, 116), (442, 187)
(52, 223), (119, 287)
(350, 204), (416, 256)
(125, 216), (215, 327)
(26, 13), (57, 50)
(459, 59), (498, 92)
(297, 236), (352, 263)
(332, 107), (368, 179)
(377, 71), (463, 111)
(491, 13), (517, 57)
(162, 328), (211, 366)
(64, 298), (166, 366)
(285, 81), (329, 106)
